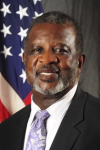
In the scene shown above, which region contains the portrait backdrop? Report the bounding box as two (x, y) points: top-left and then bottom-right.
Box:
(0, 0), (100, 122)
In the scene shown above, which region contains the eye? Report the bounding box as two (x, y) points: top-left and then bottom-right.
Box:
(30, 47), (43, 54)
(53, 47), (69, 55)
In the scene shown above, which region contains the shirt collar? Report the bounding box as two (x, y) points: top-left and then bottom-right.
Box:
(31, 94), (41, 115)
(47, 84), (78, 122)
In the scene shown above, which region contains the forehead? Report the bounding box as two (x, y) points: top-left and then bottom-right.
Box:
(28, 23), (76, 43)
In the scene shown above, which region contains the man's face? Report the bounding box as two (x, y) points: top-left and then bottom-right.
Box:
(24, 23), (80, 95)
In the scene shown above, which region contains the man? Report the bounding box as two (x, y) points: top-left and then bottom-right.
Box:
(0, 11), (100, 150)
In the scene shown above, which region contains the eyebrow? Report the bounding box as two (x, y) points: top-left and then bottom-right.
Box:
(30, 43), (39, 46)
(55, 43), (67, 46)
(55, 43), (71, 52)
(55, 43), (70, 49)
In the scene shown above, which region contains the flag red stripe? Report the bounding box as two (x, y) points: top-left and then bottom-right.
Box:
(23, 91), (32, 106)
(0, 100), (11, 122)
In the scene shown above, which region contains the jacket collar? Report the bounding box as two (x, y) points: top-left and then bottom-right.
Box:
(50, 87), (87, 150)
(4, 104), (31, 150)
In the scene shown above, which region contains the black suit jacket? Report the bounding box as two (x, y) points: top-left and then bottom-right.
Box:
(0, 88), (100, 150)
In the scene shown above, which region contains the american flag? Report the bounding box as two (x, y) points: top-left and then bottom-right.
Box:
(0, 0), (43, 122)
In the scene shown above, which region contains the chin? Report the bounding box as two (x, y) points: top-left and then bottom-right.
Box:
(32, 79), (69, 95)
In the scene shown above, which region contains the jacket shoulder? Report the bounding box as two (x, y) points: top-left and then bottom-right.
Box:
(86, 92), (100, 112)
(0, 104), (31, 133)
(82, 91), (100, 126)
(0, 104), (31, 149)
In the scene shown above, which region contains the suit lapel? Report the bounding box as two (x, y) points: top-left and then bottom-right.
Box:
(50, 88), (87, 150)
(4, 104), (31, 150)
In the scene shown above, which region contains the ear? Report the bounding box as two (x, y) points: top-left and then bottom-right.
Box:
(22, 52), (26, 65)
(78, 53), (86, 73)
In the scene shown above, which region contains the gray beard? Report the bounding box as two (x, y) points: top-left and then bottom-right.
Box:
(32, 78), (68, 95)
(32, 72), (78, 95)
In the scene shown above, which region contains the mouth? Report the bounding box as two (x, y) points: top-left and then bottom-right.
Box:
(37, 69), (59, 82)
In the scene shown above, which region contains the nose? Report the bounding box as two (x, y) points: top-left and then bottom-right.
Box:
(38, 51), (58, 64)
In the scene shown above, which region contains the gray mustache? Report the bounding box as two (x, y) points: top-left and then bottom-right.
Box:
(37, 64), (60, 74)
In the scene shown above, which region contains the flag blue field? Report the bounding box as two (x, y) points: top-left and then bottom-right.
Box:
(0, 0), (43, 122)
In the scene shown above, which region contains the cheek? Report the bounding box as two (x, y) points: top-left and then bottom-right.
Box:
(59, 56), (71, 70)
(25, 55), (39, 70)
(58, 56), (79, 77)
(25, 56), (38, 81)
(26, 57), (33, 71)
(59, 55), (78, 69)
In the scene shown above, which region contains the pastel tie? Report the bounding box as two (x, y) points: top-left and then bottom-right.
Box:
(25, 110), (50, 150)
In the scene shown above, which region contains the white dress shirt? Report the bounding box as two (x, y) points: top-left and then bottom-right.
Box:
(23, 84), (78, 150)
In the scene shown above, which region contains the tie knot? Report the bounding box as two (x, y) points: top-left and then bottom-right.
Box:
(35, 110), (50, 120)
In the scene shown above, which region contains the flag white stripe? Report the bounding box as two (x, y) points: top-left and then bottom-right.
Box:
(0, 73), (25, 115)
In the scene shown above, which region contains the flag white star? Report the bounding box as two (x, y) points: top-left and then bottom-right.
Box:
(0, 45), (13, 59)
(33, 11), (43, 19)
(0, 24), (12, 38)
(16, 5), (29, 20)
(33, 0), (41, 5)
(18, 48), (24, 61)
(18, 27), (28, 41)
(19, 69), (27, 83)
(0, 2), (11, 17)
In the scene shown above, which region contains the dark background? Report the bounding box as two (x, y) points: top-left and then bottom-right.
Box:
(41, 0), (100, 98)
